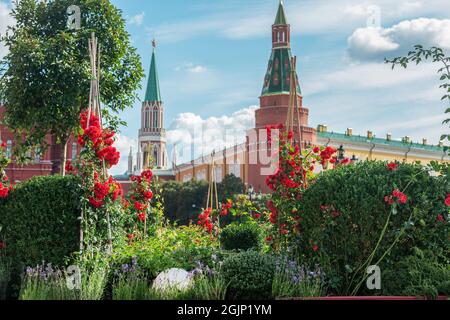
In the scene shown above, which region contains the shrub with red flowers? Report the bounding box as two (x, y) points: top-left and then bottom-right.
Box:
(384, 189), (408, 206)
(264, 125), (337, 250)
(77, 110), (120, 169)
(0, 141), (13, 199)
(125, 169), (163, 240)
(294, 161), (450, 296)
(71, 110), (127, 253)
(198, 208), (215, 234)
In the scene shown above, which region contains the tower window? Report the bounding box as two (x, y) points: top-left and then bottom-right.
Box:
(144, 107), (150, 128)
(35, 147), (41, 163)
(6, 140), (12, 158)
(153, 107), (158, 128)
(71, 142), (77, 161)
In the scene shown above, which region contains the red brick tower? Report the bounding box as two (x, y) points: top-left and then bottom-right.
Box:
(247, 1), (316, 193)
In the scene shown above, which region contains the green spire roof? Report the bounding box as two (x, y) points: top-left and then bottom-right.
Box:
(261, 48), (301, 96)
(274, 1), (288, 25)
(145, 45), (162, 102)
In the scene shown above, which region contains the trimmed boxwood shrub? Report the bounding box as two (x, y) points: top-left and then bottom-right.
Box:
(382, 249), (450, 298)
(220, 223), (263, 251)
(222, 251), (275, 300)
(297, 161), (450, 296)
(0, 175), (82, 269)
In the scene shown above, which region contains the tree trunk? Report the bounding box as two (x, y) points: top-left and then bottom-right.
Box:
(60, 138), (68, 176)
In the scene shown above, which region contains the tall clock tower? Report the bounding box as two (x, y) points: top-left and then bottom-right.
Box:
(137, 40), (168, 171)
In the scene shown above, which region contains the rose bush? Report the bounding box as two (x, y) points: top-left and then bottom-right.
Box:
(71, 110), (127, 254)
(0, 141), (13, 199)
(264, 125), (338, 249)
(297, 161), (449, 295)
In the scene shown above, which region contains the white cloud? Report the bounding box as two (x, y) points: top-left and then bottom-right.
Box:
(109, 133), (138, 176)
(175, 62), (207, 74)
(347, 18), (450, 61)
(129, 12), (145, 26)
(167, 106), (257, 164)
(149, 0), (450, 43)
(0, 1), (14, 60)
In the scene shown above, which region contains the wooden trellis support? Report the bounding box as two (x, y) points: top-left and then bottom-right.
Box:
(285, 56), (303, 147)
(80, 32), (113, 255)
(206, 151), (220, 223)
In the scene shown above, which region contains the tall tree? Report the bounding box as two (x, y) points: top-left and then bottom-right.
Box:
(0, 0), (144, 174)
(386, 45), (450, 149)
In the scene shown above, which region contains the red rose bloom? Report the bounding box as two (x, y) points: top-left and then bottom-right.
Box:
(137, 212), (146, 222)
(313, 146), (320, 154)
(0, 242), (5, 249)
(94, 182), (110, 200)
(134, 201), (147, 211)
(445, 194), (450, 207)
(143, 191), (153, 200)
(89, 197), (104, 208)
(387, 162), (398, 171)
(312, 245), (319, 252)
(141, 170), (153, 181)
(0, 182), (9, 198)
(436, 214), (445, 223)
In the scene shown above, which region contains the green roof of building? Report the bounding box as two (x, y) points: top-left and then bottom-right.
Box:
(144, 47), (162, 102)
(317, 131), (445, 153)
(274, 1), (288, 25)
(261, 47), (301, 96)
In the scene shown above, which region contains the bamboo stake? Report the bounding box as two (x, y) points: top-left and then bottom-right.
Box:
(82, 32), (113, 255)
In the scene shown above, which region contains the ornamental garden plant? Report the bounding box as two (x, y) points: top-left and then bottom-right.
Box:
(0, 122), (449, 300)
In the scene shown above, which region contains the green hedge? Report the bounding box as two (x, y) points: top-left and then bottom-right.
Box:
(382, 249), (450, 298)
(220, 223), (263, 251)
(0, 175), (82, 269)
(298, 161), (450, 296)
(161, 175), (244, 224)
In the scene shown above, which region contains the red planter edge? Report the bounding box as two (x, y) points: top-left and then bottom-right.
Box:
(284, 295), (448, 301)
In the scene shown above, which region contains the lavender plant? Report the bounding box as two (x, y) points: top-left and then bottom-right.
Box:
(272, 256), (323, 298)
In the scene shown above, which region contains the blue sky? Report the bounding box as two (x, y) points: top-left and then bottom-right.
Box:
(1, 0), (450, 174)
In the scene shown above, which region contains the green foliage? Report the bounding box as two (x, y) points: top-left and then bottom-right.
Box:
(222, 251), (275, 300)
(298, 161), (450, 295)
(220, 223), (263, 251)
(382, 249), (450, 298)
(112, 273), (149, 301)
(386, 45), (450, 146)
(0, 256), (11, 300)
(0, 175), (83, 269)
(0, 0), (144, 167)
(217, 174), (245, 202)
(112, 225), (219, 279)
(161, 175), (244, 224)
(189, 273), (228, 300)
(19, 256), (108, 300)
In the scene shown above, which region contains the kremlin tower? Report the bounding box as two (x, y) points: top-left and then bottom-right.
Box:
(131, 40), (169, 173)
(247, 1), (316, 192)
